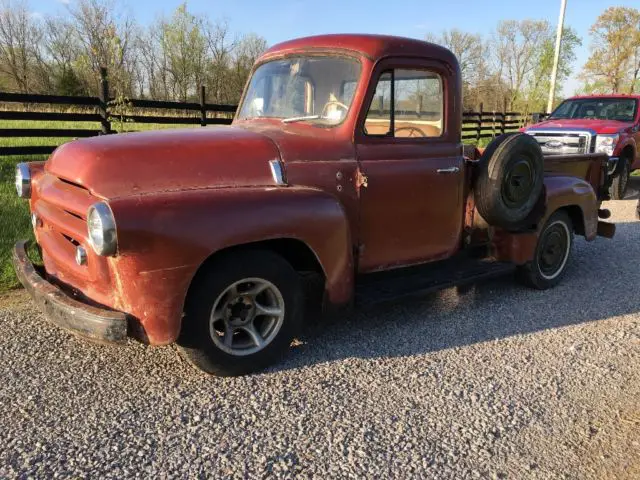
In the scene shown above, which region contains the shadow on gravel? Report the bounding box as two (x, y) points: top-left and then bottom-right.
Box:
(270, 218), (640, 373)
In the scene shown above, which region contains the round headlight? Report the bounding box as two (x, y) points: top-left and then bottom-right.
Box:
(87, 202), (117, 256)
(15, 163), (31, 198)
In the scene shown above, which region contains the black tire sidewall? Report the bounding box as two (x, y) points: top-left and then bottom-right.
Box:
(178, 250), (303, 376)
(519, 210), (573, 290)
(475, 133), (544, 229)
(610, 158), (630, 200)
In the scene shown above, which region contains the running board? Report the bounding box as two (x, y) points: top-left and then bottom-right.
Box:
(355, 257), (516, 308)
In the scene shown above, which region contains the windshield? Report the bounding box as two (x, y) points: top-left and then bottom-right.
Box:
(549, 98), (638, 122)
(237, 56), (362, 126)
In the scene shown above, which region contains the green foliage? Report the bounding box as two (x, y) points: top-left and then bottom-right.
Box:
(55, 68), (86, 96)
(521, 27), (581, 112)
(581, 6), (640, 93)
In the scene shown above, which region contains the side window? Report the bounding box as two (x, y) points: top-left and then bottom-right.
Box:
(364, 69), (444, 138)
(395, 69), (443, 137)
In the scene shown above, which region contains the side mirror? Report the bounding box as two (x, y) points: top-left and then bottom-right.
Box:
(531, 113), (541, 124)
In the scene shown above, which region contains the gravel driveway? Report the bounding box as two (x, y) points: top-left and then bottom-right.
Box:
(1, 188), (639, 479)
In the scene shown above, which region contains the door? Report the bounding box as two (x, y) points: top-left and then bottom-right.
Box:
(355, 61), (465, 272)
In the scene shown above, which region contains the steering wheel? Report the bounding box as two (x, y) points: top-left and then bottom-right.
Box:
(394, 126), (426, 138)
(321, 100), (349, 119)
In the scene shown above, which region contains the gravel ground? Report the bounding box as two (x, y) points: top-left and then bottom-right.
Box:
(1, 188), (640, 479)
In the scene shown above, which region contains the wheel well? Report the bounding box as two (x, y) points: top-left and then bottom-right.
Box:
(561, 205), (585, 236)
(185, 238), (326, 308)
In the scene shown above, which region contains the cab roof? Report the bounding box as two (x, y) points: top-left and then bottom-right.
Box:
(261, 33), (458, 66)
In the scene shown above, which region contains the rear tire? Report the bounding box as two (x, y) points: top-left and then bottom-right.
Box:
(517, 210), (573, 290)
(177, 250), (304, 376)
(475, 133), (544, 229)
(609, 157), (630, 200)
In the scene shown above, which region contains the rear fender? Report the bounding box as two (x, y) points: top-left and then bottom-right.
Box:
(493, 175), (599, 265)
(109, 187), (354, 344)
(543, 175), (599, 240)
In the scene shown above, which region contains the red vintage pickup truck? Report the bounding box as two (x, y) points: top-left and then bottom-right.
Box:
(525, 94), (640, 199)
(13, 34), (615, 376)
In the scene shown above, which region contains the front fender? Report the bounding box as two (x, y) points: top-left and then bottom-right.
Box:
(544, 175), (599, 240)
(108, 187), (353, 344)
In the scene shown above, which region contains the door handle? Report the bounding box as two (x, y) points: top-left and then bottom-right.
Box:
(437, 167), (460, 174)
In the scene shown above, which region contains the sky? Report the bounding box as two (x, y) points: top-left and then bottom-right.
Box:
(34, 0), (640, 96)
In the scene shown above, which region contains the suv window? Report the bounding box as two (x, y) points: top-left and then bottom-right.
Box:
(364, 69), (443, 138)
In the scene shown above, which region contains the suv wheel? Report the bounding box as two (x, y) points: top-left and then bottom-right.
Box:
(517, 210), (573, 290)
(609, 158), (630, 200)
(178, 250), (304, 376)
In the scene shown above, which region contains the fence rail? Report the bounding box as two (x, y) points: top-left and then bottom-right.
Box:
(0, 68), (237, 156)
(461, 105), (548, 143)
(0, 75), (547, 157)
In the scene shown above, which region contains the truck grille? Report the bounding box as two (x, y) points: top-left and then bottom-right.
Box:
(33, 173), (95, 280)
(526, 131), (593, 155)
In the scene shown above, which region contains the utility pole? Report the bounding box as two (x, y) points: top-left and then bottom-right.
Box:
(547, 0), (567, 113)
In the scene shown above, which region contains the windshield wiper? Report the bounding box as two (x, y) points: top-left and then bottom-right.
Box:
(281, 115), (320, 124)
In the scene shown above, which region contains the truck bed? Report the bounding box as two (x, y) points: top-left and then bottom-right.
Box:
(543, 153), (611, 200)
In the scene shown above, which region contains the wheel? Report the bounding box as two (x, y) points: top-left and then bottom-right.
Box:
(177, 250), (304, 376)
(517, 210), (573, 290)
(609, 157), (630, 200)
(475, 133), (544, 229)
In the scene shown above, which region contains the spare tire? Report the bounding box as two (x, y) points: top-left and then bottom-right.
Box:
(474, 133), (544, 229)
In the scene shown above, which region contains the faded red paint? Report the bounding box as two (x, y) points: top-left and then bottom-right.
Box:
(24, 34), (610, 345)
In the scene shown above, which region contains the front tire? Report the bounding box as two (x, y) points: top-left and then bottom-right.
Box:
(177, 250), (304, 376)
(609, 158), (630, 200)
(517, 210), (573, 290)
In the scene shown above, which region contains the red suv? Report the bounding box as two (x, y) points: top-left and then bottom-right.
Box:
(525, 95), (640, 199)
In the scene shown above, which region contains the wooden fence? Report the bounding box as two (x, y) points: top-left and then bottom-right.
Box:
(461, 106), (547, 143)
(0, 71), (546, 157)
(0, 68), (237, 157)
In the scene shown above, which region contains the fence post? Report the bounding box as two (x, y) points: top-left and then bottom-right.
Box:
(492, 111), (496, 139)
(475, 102), (483, 143)
(200, 85), (207, 127)
(99, 67), (111, 134)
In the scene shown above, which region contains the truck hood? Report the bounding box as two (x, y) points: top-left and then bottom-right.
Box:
(46, 126), (282, 199)
(526, 118), (632, 135)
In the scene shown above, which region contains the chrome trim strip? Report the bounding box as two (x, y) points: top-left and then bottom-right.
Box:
(269, 159), (287, 185)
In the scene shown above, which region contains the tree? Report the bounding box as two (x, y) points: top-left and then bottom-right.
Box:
(581, 7), (640, 93)
(0, 0), (42, 92)
(426, 29), (485, 84)
(492, 20), (555, 111)
(67, 0), (136, 96)
(425, 29), (488, 109)
(525, 27), (581, 112)
(160, 3), (207, 102)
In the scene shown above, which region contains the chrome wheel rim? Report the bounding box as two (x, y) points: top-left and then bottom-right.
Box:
(209, 278), (285, 356)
